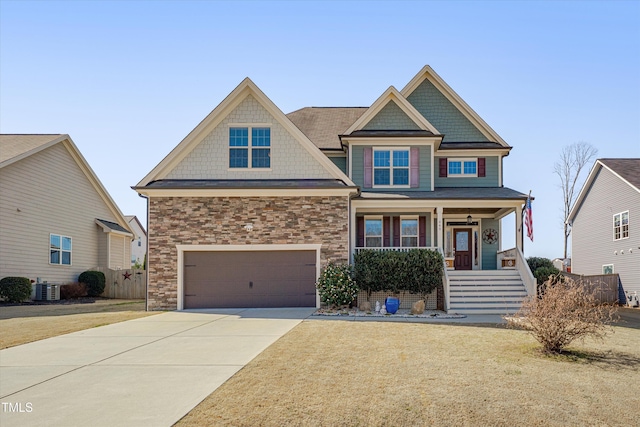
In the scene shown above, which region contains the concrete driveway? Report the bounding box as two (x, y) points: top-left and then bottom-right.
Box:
(0, 308), (314, 427)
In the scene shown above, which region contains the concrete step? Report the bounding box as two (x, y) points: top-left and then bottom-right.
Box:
(450, 281), (525, 288)
(450, 290), (527, 297)
(450, 301), (523, 309)
(448, 308), (520, 315)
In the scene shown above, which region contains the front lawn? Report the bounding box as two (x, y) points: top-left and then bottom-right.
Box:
(177, 319), (640, 427)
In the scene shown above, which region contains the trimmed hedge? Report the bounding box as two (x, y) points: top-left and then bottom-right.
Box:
(354, 249), (443, 298)
(526, 257), (562, 289)
(0, 276), (32, 303)
(316, 262), (358, 308)
(78, 271), (106, 297)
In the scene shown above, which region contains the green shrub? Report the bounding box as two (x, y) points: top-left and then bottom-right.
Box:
(78, 271), (106, 297)
(0, 277), (32, 303)
(526, 257), (555, 272)
(526, 257), (562, 292)
(316, 263), (358, 308)
(354, 249), (443, 299)
(60, 282), (87, 299)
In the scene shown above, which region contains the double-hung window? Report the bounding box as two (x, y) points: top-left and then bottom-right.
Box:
(229, 126), (271, 169)
(448, 158), (477, 177)
(613, 211), (629, 240)
(401, 218), (418, 247)
(50, 234), (72, 265)
(365, 218), (383, 247)
(373, 149), (409, 186)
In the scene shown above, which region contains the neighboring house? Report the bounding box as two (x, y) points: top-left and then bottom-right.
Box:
(552, 257), (570, 272)
(568, 158), (640, 302)
(135, 66), (534, 313)
(0, 134), (135, 284)
(125, 215), (147, 267)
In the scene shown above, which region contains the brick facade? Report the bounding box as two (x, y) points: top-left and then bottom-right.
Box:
(147, 195), (349, 310)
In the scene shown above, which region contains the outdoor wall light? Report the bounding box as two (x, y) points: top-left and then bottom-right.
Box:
(466, 209), (472, 225)
(244, 223), (254, 232)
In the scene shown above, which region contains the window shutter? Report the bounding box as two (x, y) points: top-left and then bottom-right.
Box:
(439, 158), (448, 177)
(393, 217), (400, 247)
(383, 216), (391, 247)
(356, 217), (364, 247)
(364, 148), (373, 188)
(410, 147), (420, 188)
(478, 157), (486, 177)
(419, 216), (427, 247)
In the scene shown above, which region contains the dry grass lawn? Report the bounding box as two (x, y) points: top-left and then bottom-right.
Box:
(178, 318), (640, 427)
(0, 299), (158, 349)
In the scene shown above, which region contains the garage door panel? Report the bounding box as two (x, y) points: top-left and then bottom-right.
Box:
(183, 250), (317, 309)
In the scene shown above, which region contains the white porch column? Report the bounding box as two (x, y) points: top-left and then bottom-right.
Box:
(516, 204), (523, 251)
(350, 202), (357, 263)
(436, 206), (444, 250)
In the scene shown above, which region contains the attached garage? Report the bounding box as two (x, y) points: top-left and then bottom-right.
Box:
(180, 247), (319, 309)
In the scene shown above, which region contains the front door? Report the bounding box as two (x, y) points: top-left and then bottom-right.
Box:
(454, 228), (472, 270)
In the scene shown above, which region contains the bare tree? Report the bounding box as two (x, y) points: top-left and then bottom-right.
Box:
(553, 142), (598, 259)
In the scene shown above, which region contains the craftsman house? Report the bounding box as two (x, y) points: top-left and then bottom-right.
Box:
(135, 66), (535, 313)
(568, 158), (640, 303)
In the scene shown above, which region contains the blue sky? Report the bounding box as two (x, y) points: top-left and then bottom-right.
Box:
(1, 0), (639, 259)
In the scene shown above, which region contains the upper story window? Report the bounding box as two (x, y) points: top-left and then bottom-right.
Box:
(448, 158), (477, 177)
(50, 234), (72, 265)
(401, 218), (418, 247)
(229, 127), (271, 169)
(613, 211), (629, 240)
(365, 218), (383, 247)
(373, 148), (409, 186)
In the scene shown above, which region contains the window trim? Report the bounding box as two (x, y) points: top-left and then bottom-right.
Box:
(49, 233), (72, 266)
(372, 147), (410, 188)
(602, 264), (614, 274)
(400, 215), (419, 248)
(364, 216), (383, 248)
(613, 210), (629, 241)
(228, 125), (272, 170)
(447, 158), (478, 178)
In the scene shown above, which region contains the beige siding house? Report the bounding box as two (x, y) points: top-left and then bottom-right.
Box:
(0, 134), (134, 284)
(125, 215), (147, 266)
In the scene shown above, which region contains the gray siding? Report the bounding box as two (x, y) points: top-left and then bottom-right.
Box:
(356, 213), (432, 247)
(435, 156), (499, 188)
(571, 167), (640, 294)
(362, 101), (421, 130)
(329, 156), (347, 174)
(406, 79), (489, 142)
(0, 143), (130, 283)
(481, 218), (499, 270)
(352, 145), (432, 191)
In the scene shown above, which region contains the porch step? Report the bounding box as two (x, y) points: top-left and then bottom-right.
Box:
(447, 270), (528, 315)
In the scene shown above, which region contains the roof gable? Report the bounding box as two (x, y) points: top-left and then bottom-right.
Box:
(567, 158), (640, 223)
(401, 66), (509, 147)
(0, 134), (133, 235)
(344, 86), (439, 135)
(137, 78), (354, 187)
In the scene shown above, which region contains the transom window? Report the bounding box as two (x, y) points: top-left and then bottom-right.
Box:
(365, 218), (383, 247)
(448, 159), (477, 177)
(50, 234), (72, 265)
(613, 211), (629, 240)
(229, 127), (271, 169)
(373, 149), (409, 186)
(401, 218), (418, 247)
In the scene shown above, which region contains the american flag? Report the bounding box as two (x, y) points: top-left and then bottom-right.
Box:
(524, 196), (533, 242)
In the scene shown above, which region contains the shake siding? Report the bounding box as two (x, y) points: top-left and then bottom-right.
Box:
(166, 95), (334, 180)
(362, 101), (421, 131)
(406, 79), (489, 142)
(329, 156), (347, 174)
(435, 156), (499, 187)
(0, 143), (124, 283)
(571, 167), (640, 294)
(351, 145), (432, 191)
(481, 218), (499, 270)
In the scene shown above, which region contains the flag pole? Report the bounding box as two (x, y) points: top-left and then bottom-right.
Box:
(522, 190), (531, 255)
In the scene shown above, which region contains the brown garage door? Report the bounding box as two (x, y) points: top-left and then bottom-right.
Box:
(183, 250), (317, 309)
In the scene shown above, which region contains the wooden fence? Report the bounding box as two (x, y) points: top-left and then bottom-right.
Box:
(562, 273), (619, 304)
(98, 268), (146, 299)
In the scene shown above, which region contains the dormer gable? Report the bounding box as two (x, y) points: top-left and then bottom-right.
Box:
(136, 78), (354, 188)
(401, 65), (510, 147)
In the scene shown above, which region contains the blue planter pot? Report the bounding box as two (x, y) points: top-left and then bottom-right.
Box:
(385, 297), (400, 314)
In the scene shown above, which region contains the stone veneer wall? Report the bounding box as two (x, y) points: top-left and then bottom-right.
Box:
(147, 196), (349, 310)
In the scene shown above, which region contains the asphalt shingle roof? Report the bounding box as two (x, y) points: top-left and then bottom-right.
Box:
(286, 107), (367, 150)
(0, 134), (64, 164)
(599, 158), (640, 191)
(357, 187), (529, 200)
(141, 179), (352, 189)
(95, 219), (130, 234)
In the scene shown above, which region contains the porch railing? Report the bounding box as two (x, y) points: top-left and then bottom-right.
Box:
(515, 247), (537, 296)
(438, 247), (450, 311)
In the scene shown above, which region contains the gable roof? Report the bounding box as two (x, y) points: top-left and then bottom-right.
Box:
(125, 215), (147, 237)
(1, 134), (134, 236)
(567, 158), (640, 223)
(137, 78), (355, 187)
(343, 86), (440, 136)
(286, 107), (367, 150)
(96, 218), (133, 236)
(401, 65), (510, 147)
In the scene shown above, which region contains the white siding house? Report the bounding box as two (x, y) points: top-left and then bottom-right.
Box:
(568, 158), (640, 302)
(125, 215), (147, 267)
(0, 134), (135, 284)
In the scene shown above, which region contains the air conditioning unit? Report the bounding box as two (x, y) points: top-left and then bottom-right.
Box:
(36, 284), (60, 301)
